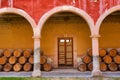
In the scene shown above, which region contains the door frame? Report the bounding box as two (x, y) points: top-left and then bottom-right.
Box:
(57, 37), (74, 67)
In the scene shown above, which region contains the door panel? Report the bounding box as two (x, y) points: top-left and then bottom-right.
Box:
(58, 37), (73, 66)
(59, 59), (65, 65)
(66, 52), (72, 58)
(59, 46), (65, 52)
(66, 46), (72, 51)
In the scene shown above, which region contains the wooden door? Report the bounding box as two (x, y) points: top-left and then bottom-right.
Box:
(58, 37), (73, 66)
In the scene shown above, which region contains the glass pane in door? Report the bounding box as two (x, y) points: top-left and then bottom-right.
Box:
(66, 52), (72, 58)
(66, 46), (72, 52)
(59, 46), (65, 52)
(59, 39), (65, 45)
(66, 39), (72, 45)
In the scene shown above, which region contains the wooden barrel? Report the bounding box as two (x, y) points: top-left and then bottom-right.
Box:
(87, 48), (92, 57)
(100, 62), (107, 72)
(0, 49), (4, 57)
(18, 56), (27, 64)
(107, 48), (117, 57)
(82, 55), (92, 64)
(108, 62), (118, 71)
(78, 63), (87, 72)
(23, 49), (33, 58)
(99, 48), (107, 57)
(28, 56), (34, 64)
(103, 55), (112, 64)
(13, 63), (22, 72)
(88, 62), (93, 71)
(114, 55), (120, 64)
(43, 63), (52, 71)
(9, 56), (17, 64)
(4, 49), (14, 57)
(0, 56), (7, 65)
(23, 63), (32, 72)
(40, 56), (47, 64)
(3, 63), (12, 72)
(13, 49), (23, 57)
(0, 65), (3, 71)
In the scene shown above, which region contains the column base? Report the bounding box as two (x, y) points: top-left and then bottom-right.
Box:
(32, 70), (41, 77)
(92, 70), (102, 77)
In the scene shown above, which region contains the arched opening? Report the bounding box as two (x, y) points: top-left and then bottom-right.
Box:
(0, 13), (34, 72)
(41, 12), (92, 69)
(99, 11), (120, 72)
(0, 13), (34, 49)
(100, 11), (120, 48)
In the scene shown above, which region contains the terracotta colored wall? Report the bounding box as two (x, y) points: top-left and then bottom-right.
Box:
(41, 16), (91, 57)
(100, 16), (120, 48)
(1, 0), (120, 23)
(0, 16), (34, 49)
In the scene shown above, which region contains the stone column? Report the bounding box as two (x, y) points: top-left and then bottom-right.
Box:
(32, 36), (41, 77)
(91, 35), (102, 76)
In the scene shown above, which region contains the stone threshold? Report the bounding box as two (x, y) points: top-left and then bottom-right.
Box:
(0, 69), (119, 77)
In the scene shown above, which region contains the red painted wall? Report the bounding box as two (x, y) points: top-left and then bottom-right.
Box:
(0, 0), (120, 23)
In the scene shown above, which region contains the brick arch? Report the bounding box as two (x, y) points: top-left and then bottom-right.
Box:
(37, 6), (94, 37)
(96, 5), (120, 35)
(0, 8), (37, 36)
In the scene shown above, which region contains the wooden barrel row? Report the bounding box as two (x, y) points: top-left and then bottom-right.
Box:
(0, 56), (33, 65)
(0, 63), (33, 72)
(78, 48), (120, 72)
(78, 62), (120, 72)
(0, 49), (33, 58)
(87, 48), (120, 57)
(78, 62), (93, 71)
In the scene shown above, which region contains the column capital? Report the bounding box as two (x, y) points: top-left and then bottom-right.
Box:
(90, 34), (101, 38)
(32, 36), (41, 39)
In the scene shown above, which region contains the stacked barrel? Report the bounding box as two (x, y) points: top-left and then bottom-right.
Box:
(0, 49), (53, 72)
(78, 48), (120, 72)
(40, 52), (53, 71)
(0, 49), (33, 72)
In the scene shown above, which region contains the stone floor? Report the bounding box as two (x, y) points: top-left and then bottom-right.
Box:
(0, 69), (120, 77)
(42, 69), (91, 77)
